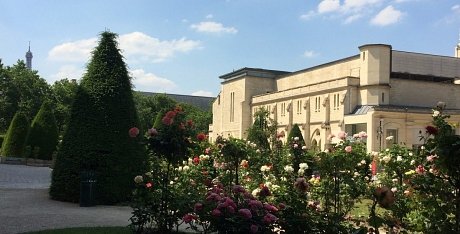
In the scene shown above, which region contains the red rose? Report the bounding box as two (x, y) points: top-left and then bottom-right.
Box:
(197, 133), (206, 141)
(145, 182), (153, 188)
(193, 157), (200, 165)
(425, 125), (438, 135)
(129, 127), (139, 138)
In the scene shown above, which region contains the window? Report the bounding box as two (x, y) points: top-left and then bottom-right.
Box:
(333, 93), (340, 110)
(281, 103), (286, 116)
(217, 95), (220, 105)
(296, 100), (302, 115)
(362, 51), (366, 61)
(386, 129), (398, 145)
(230, 92), (235, 122)
(315, 97), (321, 112)
(381, 93), (385, 103)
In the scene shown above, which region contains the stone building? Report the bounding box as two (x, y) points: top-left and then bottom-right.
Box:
(209, 44), (460, 152)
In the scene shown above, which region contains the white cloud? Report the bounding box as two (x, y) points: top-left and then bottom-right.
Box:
(130, 69), (177, 92)
(206, 14), (214, 19)
(303, 50), (319, 58)
(191, 90), (214, 97)
(452, 4), (460, 13)
(344, 14), (363, 24)
(300, 10), (316, 20)
(119, 32), (201, 63)
(371, 5), (403, 26)
(318, 0), (340, 13)
(342, 0), (384, 13)
(48, 38), (96, 62)
(49, 65), (85, 83)
(48, 32), (201, 64)
(190, 21), (238, 34)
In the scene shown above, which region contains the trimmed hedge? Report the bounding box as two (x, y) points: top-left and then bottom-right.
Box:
(27, 100), (59, 160)
(0, 135), (4, 150)
(50, 31), (146, 204)
(287, 123), (305, 145)
(1, 112), (30, 157)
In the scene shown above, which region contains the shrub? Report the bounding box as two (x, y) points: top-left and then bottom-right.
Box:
(0, 135), (4, 150)
(26, 100), (59, 160)
(1, 112), (30, 157)
(50, 31), (146, 204)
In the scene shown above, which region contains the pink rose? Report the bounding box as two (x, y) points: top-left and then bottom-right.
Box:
(263, 213), (278, 224)
(194, 203), (203, 212)
(147, 128), (157, 136)
(345, 146), (352, 153)
(128, 127), (139, 138)
(426, 155), (436, 162)
(212, 209), (222, 217)
(182, 214), (195, 223)
(415, 165), (425, 174)
(337, 131), (347, 140)
(238, 208), (252, 219)
(250, 224), (259, 233)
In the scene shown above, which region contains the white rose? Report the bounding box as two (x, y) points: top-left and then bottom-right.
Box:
(433, 110), (440, 117)
(391, 187), (397, 193)
(397, 156), (403, 161)
(299, 163), (309, 170)
(298, 168), (305, 175)
(410, 160), (416, 165)
(284, 165), (294, 173)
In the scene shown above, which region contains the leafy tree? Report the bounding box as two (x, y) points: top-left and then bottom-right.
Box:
(7, 60), (52, 119)
(133, 92), (176, 132)
(1, 112), (29, 157)
(26, 100), (59, 160)
(51, 79), (78, 134)
(0, 61), (19, 133)
(50, 31), (146, 204)
(246, 108), (276, 150)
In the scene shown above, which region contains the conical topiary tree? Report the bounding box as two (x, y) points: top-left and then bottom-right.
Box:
(1, 112), (29, 157)
(50, 31), (146, 204)
(26, 100), (59, 160)
(287, 124), (306, 171)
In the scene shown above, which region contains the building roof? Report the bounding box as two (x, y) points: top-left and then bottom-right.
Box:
(350, 105), (460, 115)
(139, 92), (214, 110)
(219, 67), (290, 80)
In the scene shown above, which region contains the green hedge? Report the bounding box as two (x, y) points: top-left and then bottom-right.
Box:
(50, 31), (146, 204)
(1, 112), (30, 157)
(27, 100), (59, 160)
(0, 135), (4, 150)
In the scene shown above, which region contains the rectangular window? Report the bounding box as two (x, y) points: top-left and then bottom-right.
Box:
(382, 93), (385, 103)
(386, 129), (398, 145)
(230, 92), (235, 122)
(315, 97), (321, 112)
(333, 93), (340, 110)
(296, 100), (302, 115)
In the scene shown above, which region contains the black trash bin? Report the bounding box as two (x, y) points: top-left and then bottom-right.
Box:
(80, 171), (96, 207)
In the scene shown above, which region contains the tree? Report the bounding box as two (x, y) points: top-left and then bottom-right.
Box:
(51, 78), (78, 134)
(26, 100), (59, 160)
(133, 92), (177, 132)
(1, 112), (30, 157)
(287, 124), (305, 145)
(0, 61), (19, 133)
(50, 31), (146, 204)
(246, 108), (276, 150)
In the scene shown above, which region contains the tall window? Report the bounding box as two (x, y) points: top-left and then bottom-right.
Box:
(333, 93), (340, 110)
(281, 103), (286, 116)
(381, 92), (385, 103)
(296, 100), (302, 114)
(230, 92), (235, 122)
(315, 97), (321, 112)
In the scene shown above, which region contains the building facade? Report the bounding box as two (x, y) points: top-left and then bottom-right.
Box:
(210, 44), (460, 152)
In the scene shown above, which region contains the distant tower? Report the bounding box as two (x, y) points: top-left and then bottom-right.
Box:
(25, 42), (33, 69)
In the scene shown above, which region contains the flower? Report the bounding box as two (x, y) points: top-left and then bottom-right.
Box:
(260, 165), (271, 172)
(302, 145), (307, 150)
(426, 155), (437, 162)
(358, 131), (368, 138)
(386, 136), (394, 141)
(293, 143), (298, 148)
(396, 156), (403, 161)
(284, 165), (294, 173)
(264, 203), (279, 213)
(277, 131), (285, 138)
(162, 116), (173, 125)
(183, 214), (196, 223)
(147, 128), (158, 136)
(327, 134), (336, 141)
(183, 165), (190, 171)
(134, 175), (143, 183)
(193, 157), (200, 165)
(129, 127), (140, 138)
(433, 110), (440, 117)
(259, 186), (271, 197)
(212, 209), (222, 217)
(382, 156), (391, 163)
(345, 145), (352, 153)
(240, 159), (249, 168)
(238, 208), (252, 219)
(146, 182), (153, 188)
(299, 163), (309, 170)
(194, 203), (203, 212)
(391, 187), (397, 193)
(250, 224), (259, 233)
(405, 170), (415, 175)
(294, 136), (299, 141)
(263, 213), (278, 224)
(197, 133), (206, 141)
(298, 168), (305, 176)
(415, 165), (425, 174)
(410, 160), (416, 165)
(337, 131), (347, 140)
(425, 125), (438, 135)
(294, 177), (309, 193)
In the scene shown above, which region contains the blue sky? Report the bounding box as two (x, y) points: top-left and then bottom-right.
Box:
(1, 0), (460, 97)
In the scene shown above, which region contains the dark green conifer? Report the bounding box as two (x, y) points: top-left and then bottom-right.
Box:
(27, 100), (59, 160)
(50, 31), (146, 204)
(1, 112), (30, 157)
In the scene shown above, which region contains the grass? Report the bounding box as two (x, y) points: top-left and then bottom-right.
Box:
(350, 198), (387, 220)
(22, 226), (132, 234)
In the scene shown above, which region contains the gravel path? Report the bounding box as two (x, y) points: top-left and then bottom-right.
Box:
(0, 164), (132, 234)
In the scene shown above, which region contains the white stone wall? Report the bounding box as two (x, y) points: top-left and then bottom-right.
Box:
(392, 51), (460, 78)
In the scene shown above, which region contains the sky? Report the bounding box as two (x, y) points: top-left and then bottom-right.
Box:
(1, 0), (460, 97)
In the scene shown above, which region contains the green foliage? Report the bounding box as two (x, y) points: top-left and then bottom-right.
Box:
(1, 112), (30, 157)
(246, 108), (277, 151)
(51, 79), (78, 134)
(287, 124), (305, 145)
(0, 135), (4, 149)
(26, 101), (59, 160)
(50, 31), (146, 204)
